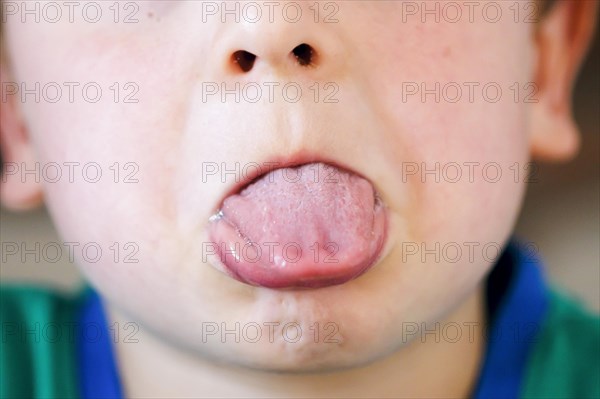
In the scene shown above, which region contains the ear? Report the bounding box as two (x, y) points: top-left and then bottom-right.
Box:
(529, 0), (598, 161)
(0, 63), (44, 211)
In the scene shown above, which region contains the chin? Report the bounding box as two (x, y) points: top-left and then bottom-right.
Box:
(215, 342), (386, 373)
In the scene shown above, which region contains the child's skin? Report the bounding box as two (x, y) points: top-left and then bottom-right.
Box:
(1, 1), (596, 397)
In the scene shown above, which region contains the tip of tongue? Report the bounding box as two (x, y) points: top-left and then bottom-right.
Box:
(208, 162), (386, 288)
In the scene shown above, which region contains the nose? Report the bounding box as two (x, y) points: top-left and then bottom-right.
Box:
(207, 3), (346, 77)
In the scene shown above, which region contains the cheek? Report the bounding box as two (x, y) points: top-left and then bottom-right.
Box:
(405, 94), (530, 246)
(6, 24), (198, 295)
(366, 12), (532, 244)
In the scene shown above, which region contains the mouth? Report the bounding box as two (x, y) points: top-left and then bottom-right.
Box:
(207, 159), (388, 289)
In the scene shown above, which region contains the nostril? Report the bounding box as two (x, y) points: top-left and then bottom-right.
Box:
(291, 43), (317, 66)
(231, 50), (257, 73)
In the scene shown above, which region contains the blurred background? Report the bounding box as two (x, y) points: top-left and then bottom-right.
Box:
(1, 12), (599, 311)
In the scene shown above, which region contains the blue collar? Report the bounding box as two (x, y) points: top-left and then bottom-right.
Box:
(77, 289), (124, 399)
(76, 241), (548, 399)
(472, 241), (549, 398)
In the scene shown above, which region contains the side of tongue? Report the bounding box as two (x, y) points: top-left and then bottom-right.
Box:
(209, 162), (386, 288)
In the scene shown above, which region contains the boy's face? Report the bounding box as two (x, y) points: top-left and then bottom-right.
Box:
(1, 1), (592, 370)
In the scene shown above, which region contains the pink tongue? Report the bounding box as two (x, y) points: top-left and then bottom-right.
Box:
(209, 162), (386, 288)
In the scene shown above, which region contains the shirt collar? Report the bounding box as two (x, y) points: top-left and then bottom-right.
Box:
(473, 240), (549, 398)
(77, 288), (124, 399)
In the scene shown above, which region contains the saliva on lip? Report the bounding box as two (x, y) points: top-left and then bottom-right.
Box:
(209, 210), (224, 222)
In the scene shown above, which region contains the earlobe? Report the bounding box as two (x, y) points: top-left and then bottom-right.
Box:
(529, 95), (580, 161)
(528, 0), (598, 162)
(0, 64), (44, 211)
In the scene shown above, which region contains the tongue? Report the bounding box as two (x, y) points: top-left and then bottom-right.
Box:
(208, 162), (386, 288)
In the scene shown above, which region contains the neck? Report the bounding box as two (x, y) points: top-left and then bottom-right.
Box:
(107, 287), (485, 398)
